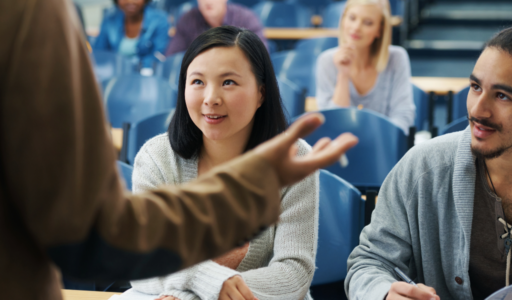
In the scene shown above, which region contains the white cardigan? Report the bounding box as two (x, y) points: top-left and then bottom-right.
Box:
(130, 134), (319, 300)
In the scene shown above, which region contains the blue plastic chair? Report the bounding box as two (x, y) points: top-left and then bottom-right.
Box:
(302, 108), (408, 188)
(161, 0), (193, 13)
(91, 50), (135, 83)
(294, 37), (338, 57)
(230, 0), (262, 8)
(321, 1), (346, 28)
(104, 75), (177, 128)
(440, 117), (468, 135)
(252, 1), (312, 28)
(287, 0), (333, 15)
(452, 86), (469, 121)
(155, 51), (185, 91)
(413, 84), (429, 131)
(312, 170), (364, 285)
(121, 110), (175, 165)
(271, 50), (317, 96)
(278, 78), (305, 120)
(117, 161), (134, 191)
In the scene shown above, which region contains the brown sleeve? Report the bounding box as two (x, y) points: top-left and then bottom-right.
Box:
(0, 0), (280, 280)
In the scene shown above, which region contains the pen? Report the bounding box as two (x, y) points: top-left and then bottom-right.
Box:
(394, 267), (418, 287)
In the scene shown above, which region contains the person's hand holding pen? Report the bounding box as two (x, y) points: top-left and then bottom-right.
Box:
(387, 268), (440, 300)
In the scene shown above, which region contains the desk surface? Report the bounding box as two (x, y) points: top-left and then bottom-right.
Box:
(62, 290), (120, 300)
(410, 77), (469, 95)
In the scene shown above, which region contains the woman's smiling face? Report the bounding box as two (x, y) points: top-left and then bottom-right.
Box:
(184, 46), (263, 143)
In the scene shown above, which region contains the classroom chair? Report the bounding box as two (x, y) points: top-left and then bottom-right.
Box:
(168, 0), (197, 25)
(294, 37), (338, 57)
(311, 170), (364, 286)
(451, 86), (470, 122)
(154, 51), (186, 91)
(271, 50), (316, 96)
(104, 74), (177, 128)
(117, 161), (134, 191)
(252, 1), (312, 28)
(413, 84), (429, 131)
(91, 50), (135, 83)
(321, 1), (346, 28)
(302, 108), (408, 189)
(440, 116), (468, 135)
(277, 78), (305, 121)
(287, 0), (333, 15)
(120, 110), (175, 165)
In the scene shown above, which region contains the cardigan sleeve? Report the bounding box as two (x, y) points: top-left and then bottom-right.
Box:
(315, 48), (342, 110)
(131, 141), (319, 300)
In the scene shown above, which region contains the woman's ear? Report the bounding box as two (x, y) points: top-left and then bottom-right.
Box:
(257, 85), (265, 108)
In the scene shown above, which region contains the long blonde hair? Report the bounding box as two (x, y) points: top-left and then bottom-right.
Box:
(338, 0), (392, 72)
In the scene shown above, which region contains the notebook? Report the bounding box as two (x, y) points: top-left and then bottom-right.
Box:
(486, 285), (512, 300)
(109, 288), (159, 300)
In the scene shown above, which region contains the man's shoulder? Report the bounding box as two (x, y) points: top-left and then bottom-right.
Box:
(399, 131), (464, 175)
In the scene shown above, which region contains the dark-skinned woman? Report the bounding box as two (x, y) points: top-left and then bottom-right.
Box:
(93, 0), (169, 74)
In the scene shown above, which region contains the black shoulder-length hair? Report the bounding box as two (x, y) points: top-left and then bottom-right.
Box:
(168, 25), (287, 159)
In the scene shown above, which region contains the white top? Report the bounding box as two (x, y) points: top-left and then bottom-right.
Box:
(315, 45), (416, 134)
(130, 134), (319, 300)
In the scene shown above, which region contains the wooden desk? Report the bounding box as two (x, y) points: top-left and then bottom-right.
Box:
(410, 77), (469, 95)
(264, 28), (338, 40)
(62, 290), (120, 300)
(111, 128), (123, 152)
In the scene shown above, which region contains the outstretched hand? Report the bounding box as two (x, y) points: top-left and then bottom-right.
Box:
(254, 113), (358, 187)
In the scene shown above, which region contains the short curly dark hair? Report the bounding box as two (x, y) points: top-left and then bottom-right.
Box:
(112, 0), (152, 5)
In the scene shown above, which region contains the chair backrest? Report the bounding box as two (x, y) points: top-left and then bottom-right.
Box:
(124, 110), (175, 165)
(440, 116), (468, 135)
(277, 78), (305, 120)
(271, 50), (317, 96)
(252, 1), (312, 28)
(287, 0), (333, 14)
(117, 161), (134, 191)
(154, 51), (186, 90)
(321, 1), (346, 28)
(91, 50), (135, 83)
(412, 84), (429, 131)
(302, 108), (408, 188)
(312, 170), (364, 285)
(104, 75), (177, 128)
(452, 86), (469, 121)
(294, 37), (338, 57)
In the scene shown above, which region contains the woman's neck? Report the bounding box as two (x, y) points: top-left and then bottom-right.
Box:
(198, 128), (252, 175)
(125, 12), (143, 24)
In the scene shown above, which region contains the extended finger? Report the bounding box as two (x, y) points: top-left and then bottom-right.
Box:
(417, 284), (437, 296)
(298, 133), (358, 170)
(311, 137), (331, 153)
(282, 113), (325, 146)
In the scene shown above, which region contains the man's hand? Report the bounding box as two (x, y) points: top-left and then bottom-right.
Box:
(155, 296), (180, 300)
(219, 276), (256, 300)
(387, 282), (440, 300)
(254, 113), (358, 187)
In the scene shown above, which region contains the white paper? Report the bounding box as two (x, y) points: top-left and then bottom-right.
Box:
(486, 285), (512, 300)
(108, 288), (159, 300)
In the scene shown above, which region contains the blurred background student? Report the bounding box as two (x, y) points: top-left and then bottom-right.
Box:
(165, 0), (267, 56)
(315, 0), (415, 134)
(93, 0), (170, 73)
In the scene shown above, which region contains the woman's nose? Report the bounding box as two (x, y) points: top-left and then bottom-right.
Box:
(203, 86), (222, 106)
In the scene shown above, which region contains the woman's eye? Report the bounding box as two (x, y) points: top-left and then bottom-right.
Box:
(349, 14), (356, 21)
(192, 79), (203, 85)
(471, 83), (481, 92)
(223, 80), (236, 86)
(364, 20), (373, 26)
(497, 92), (510, 101)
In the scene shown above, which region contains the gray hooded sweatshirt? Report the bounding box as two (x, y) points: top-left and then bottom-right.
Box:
(346, 127), (477, 299)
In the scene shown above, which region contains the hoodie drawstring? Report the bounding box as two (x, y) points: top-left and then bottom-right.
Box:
(498, 217), (512, 286)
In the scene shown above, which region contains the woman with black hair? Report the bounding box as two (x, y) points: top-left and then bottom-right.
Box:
(93, 0), (169, 74)
(130, 26), (319, 300)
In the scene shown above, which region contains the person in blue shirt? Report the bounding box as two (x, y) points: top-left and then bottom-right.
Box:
(94, 0), (170, 72)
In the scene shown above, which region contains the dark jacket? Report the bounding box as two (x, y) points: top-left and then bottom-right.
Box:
(0, 0), (281, 299)
(94, 6), (170, 68)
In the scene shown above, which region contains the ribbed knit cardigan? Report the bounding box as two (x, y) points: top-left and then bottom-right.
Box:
(130, 134), (319, 300)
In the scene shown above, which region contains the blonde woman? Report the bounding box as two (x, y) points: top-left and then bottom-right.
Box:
(315, 0), (415, 134)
